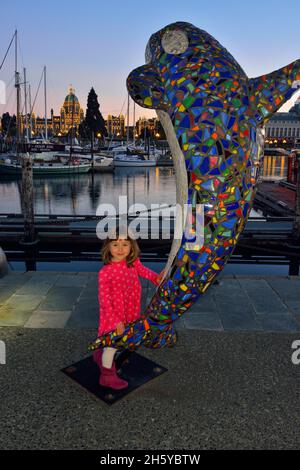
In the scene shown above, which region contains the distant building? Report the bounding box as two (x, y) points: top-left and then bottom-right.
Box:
(20, 86), (84, 137)
(60, 86), (84, 134)
(107, 114), (125, 137)
(136, 116), (159, 137)
(264, 99), (300, 140)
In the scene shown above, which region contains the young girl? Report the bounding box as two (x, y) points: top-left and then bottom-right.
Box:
(94, 228), (165, 390)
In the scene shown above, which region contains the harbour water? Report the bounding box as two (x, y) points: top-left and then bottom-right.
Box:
(0, 155), (289, 215)
(0, 162), (291, 276)
(0, 167), (176, 215)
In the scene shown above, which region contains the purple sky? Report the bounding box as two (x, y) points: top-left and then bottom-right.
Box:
(1, 0), (300, 123)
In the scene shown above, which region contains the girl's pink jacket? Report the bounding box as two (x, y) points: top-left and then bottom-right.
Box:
(98, 258), (159, 336)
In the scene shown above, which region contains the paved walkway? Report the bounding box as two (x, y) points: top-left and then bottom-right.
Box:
(0, 271), (300, 332)
(1, 271), (300, 449)
(0, 328), (299, 449)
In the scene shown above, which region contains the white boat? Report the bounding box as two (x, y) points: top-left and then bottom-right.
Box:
(93, 156), (115, 172)
(114, 153), (156, 167)
(106, 145), (155, 167)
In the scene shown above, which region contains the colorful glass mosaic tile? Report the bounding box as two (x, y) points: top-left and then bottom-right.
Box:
(89, 22), (300, 352)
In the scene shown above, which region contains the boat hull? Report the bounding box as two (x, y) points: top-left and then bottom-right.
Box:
(114, 160), (156, 167)
(0, 163), (91, 175)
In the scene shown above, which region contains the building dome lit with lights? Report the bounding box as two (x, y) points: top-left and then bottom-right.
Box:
(60, 86), (84, 133)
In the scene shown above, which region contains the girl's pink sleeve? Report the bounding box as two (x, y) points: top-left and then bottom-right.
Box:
(134, 258), (159, 285)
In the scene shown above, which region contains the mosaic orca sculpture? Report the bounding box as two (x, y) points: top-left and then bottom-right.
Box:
(89, 22), (300, 352)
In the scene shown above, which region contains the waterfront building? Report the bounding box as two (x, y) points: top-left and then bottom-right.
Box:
(264, 99), (300, 141)
(59, 86), (84, 134)
(136, 117), (159, 137)
(18, 86), (84, 138)
(106, 114), (125, 137)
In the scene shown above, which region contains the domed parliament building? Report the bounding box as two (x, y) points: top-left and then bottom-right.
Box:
(59, 86), (84, 133)
(29, 86), (85, 136)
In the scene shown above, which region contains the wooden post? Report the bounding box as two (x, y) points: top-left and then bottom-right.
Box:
(91, 131), (94, 173)
(289, 153), (300, 276)
(21, 155), (36, 243)
(293, 153), (300, 240)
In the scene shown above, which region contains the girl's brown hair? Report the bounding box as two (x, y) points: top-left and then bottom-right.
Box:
(101, 227), (140, 267)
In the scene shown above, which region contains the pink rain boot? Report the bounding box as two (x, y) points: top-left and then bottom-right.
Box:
(99, 363), (128, 390)
(93, 348), (116, 371)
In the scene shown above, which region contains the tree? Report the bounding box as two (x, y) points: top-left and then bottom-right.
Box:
(84, 88), (107, 169)
(85, 87), (107, 140)
(1, 112), (16, 137)
(78, 120), (89, 140)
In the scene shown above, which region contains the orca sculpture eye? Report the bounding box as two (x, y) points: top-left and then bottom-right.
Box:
(161, 29), (189, 55)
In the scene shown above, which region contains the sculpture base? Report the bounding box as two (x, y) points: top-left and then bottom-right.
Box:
(61, 351), (168, 405)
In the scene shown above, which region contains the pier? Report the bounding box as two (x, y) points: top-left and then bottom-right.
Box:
(1, 213), (300, 274)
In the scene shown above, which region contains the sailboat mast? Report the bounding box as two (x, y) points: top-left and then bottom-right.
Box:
(44, 66), (48, 140)
(29, 84), (33, 138)
(23, 67), (29, 143)
(133, 101), (136, 146)
(126, 93), (130, 145)
(15, 30), (21, 154)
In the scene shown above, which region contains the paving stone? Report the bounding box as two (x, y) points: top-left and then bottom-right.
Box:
(235, 275), (262, 280)
(188, 294), (217, 314)
(284, 301), (300, 315)
(214, 289), (256, 316)
(0, 273), (33, 288)
(38, 287), (83, 311)
(267, 278), (300, 301)
(215, 279), (243, 291)
(66, 299), (99, 329)
(0, 285), (18, 305)
(217, 308), (262, 331)
(78, 287), (98, 301)
(24, 310), (72, 328)
(54, 274), (89, 287)
(0, 305), (35, 326)
(258, 314), (300, 332)
(26, 271), (59, 282)
(15, 281), (53, 296)
(174, 317), (185, 330)
(238, 279), (289, 315)
(84, 279), (98, 289)
(184, 312), (224, 331)
(3, 294), (44, 312)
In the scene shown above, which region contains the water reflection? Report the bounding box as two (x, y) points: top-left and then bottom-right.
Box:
(0, 167), (177, 215)
(0, 156), (286, 216)
(262, 155), (287, 180)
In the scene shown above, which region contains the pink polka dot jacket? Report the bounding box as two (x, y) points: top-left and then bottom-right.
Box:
(98, 258), (159, 336)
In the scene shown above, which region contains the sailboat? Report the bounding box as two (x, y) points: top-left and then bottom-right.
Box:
(112, 94), (156, 167)
(0, 34), (91, 176)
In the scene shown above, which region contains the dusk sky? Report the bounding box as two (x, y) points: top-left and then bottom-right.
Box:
(1, 0), (300, 123)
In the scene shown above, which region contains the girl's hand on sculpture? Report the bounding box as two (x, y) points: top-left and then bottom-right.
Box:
(116, 322), (125, 336)
(156, 269), (167, 284)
